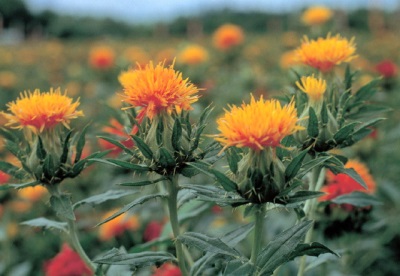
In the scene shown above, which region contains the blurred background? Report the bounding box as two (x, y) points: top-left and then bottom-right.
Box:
(1, 0), (400, 275)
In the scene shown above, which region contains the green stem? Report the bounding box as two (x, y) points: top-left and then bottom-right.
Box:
(67, 219), (96, 272)
(297, 166), (326, 276)
(167, 175), (189, 276)
(250, 205), (266, 265)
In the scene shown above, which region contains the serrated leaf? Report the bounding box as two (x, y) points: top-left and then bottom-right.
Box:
(131, 135), (153, 159)
(157, 147), (176, 168)
(97, 136), (134, 155)
(280, 191), (325, 205)
(50, 194), (76, 220)
(171, 118), (182, 151)
(177, 232), (241, 258)
(10, 180), (41, 189)
(21, 217), (68, 232)
(211, 169), (237, 192)
(333, 122), (358, 144)
(93, 248), (176, 266)
(257, 220), (313, 275)
(331, 191), (382, 207)
(73, 190), (136, 209)
(74, 124), (90, 163)
(288, 242), (338, 261)
(224, 260), (254, 276)
(226, 147), (241, 174)
(90, 158), (150, 173)
(97, 194), (165, 226)
(307, 107), (319, 138)
(285, 149), (308, 181)
(118, 177), (167, 187)
(0, 161), (25, 179)
(60, 131), (73, 164)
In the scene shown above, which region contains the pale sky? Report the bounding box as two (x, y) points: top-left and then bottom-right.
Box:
(23, 0), (400, 23)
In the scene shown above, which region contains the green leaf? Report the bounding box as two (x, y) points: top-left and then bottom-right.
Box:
(36, 136), (47, 161)
(43, 155), (56, 180)
(177, 232), (241, 258)
(60, 131), (72, 164)
(210, 169), (237, 192)
(0, 127), (19, 142)
(354, 78), (380, 102)
(285, 149), (308, 181)
(50, 194), (76, 220)
(331, 191), (382, 207)
(131, 135), (153, 159)
(347, 105), (390, 120)
(256, 220), (313, 275)
(224, 260), (254, 276)
(93, 248), (176, 266)
(307, 107), (319, 138)
(344, 64), (353, 91)
(281, 191), (325, 205)
(5, 140), (25, 161)
(21, 217), (68, 233)
(226, 147), (241, 174)
(73, 190), (136, 209)
(171, 118), (182, 151)
(328, 165), (367, 189)
(129, 237), (171, 253)
(96, 194), (165, 226)
(320, 102), (328, 125)
(74, 124), (90, 163)
(10, 180), (41, 189)
(157, 148), (176, 168)
(118, 177), (167, 187)
(288, 242), (339, 261)
(90, 158), (150, 173)
(333, 122), (358, 144)
(97, 136), (134, 155)
(0, 161), (25, 179)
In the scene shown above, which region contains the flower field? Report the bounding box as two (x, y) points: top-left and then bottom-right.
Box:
(1, 6), (400, 276)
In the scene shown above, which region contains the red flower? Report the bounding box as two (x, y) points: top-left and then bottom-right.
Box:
(44, 244), (93, 276)
(143, 221), (163, 242)
(0, 170), (10, 184)
(375, 59), (398, 78)
(152, 263), (181, 276)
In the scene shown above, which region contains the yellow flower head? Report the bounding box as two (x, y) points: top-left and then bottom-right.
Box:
(301, 6), (333, 26)
(212, 24), (244, 51)
(178, 44), (209, 65)
(296, 74), (327, 102)
(3, 88), (83, 133)
(215, 95), (301, 151)
(119, 61), (199, 121)
(295, 34), (357, 72)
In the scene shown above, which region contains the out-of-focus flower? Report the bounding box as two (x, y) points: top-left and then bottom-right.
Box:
(296, 74), (327, 103)
(0, 170), (11, 184)
(98, 209), (140, 241)
(0, 71), (17, 88)
(98, 119), (134, 156)
(44, 244), (93, 276)
(119, 61), (199, 123)
(375, 59), (398, 78)
(295, 34), (357, 72)
(320, 159), (376, 204)
(212, 24), (244, 51)
(18, 185), (48, 202)
(88, 46), (115, 70)
(280, 50), (301, 69)
(143, 221), (163, 242)
(152, 263), (181, 276)
(215, 95), (301, 151)
(177, 44), (208, 65)
(301, 6), (333, 26)
(3, 88), (83, 134)
(122, 46), (150, 66)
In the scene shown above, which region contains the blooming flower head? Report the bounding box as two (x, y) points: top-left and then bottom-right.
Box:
(295, 34), (357, 72)
(215, 95), (301, 151)
(320, 159), (376, 203)
(375, 59), (398, 79)
(152, 263), (181, 276)
(3, 88), (83, 133)
(98, 119), (135, 156)
(178, 44), (208, 65)
(119, 61), (199, 122)
(212, 24), (244, 51)
(44, 244), (93, 276)
(296, 74), (327, 102)
(301, 6), (333, 26)
(88, 45), (115, 70)
(98, 209), (140, 241)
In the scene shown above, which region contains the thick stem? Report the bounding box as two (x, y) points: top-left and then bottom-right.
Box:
(167, 175), (189, 276)
(67, 219), (96, 272)
(250, 205), (266, 265)
(297, 167), (326, 276)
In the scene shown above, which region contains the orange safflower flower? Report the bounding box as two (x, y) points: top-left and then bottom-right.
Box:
(119, 61), (199, 125)
(295, 34), (357, 72)
(88, 45), (115, 70)
(18, 185), (48, 202)
(296, 74), (327, 102)
(301, 6), (333, 26)
(320, 159), (376, 202)
(212, 24), (244, 51)
(215, 95), (301, 151)
(152, 263), (181, 276)
(3, 88), (83, 133)
(178, 44), (208, 65)
(98, 209), (140, 241)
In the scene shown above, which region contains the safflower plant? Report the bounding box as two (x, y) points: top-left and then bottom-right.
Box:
(0, 33), (388, 276)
